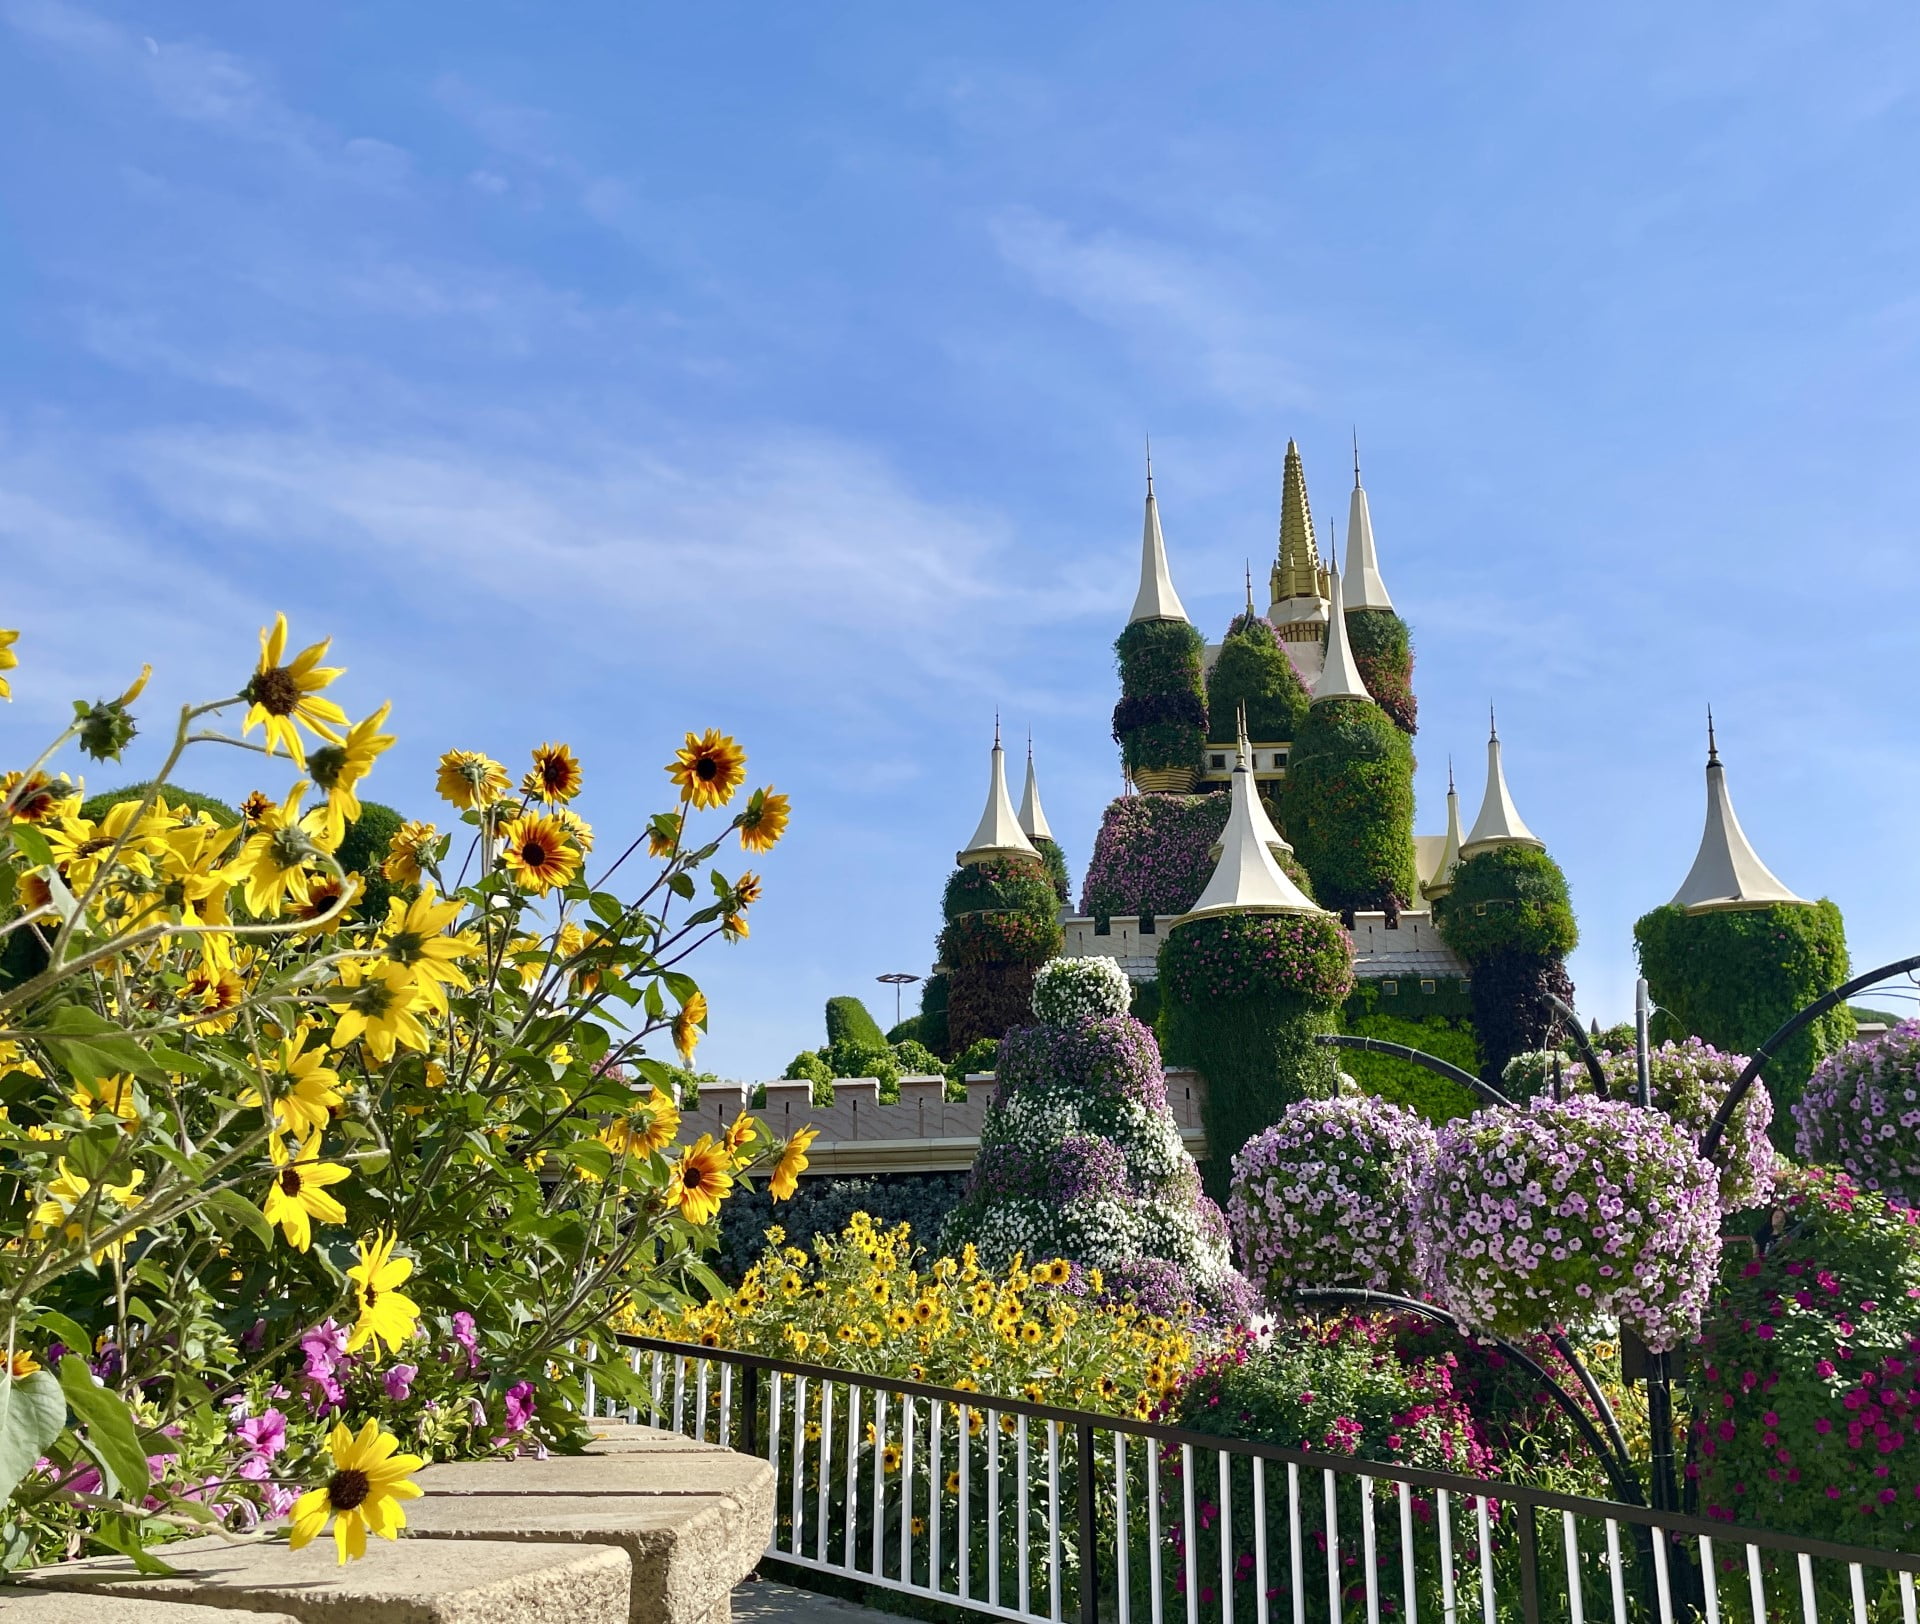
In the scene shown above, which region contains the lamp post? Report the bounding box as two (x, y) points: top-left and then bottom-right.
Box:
(876, 972), (921, 1030)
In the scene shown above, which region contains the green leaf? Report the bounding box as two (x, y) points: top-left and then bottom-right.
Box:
(642, 982), (664, 1020)
(85, 1515), (182, 1574)
(0, 1371), (67, 1503)
(40, 1006), (164, 1082)
(203, 1186), (274, 1249)
(660, 970), (700, 1005)
(57, 1355), (150, 1499)
(27, 1310), (91, 1361)
(10, 823), (53, 870)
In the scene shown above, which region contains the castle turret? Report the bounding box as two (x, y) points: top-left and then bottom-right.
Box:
(1422, 759), (1464, 900)
(1460, 712), (1544, 858)
(958, 722), (1041, 867)
(1311, 564), (1374, 705)
(1178, 721), (1322, 924)
(1343, 433), (1394, 611)
(1268, 439), (1331, 652)
(1018, 737), (1053, 844)
(1668, 714), (1807, 913)
(1129, 452), (1189, 625)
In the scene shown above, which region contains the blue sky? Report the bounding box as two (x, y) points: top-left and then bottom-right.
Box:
(5, 1), (1920, 1075)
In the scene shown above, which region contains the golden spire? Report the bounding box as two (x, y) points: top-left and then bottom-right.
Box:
(1270, 438), (1330, 607)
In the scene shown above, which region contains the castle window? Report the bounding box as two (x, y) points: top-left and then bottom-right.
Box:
(1093, 917), (1111, 936)
(1210, 754), (1227, 771)
(1420, 978), (1437, 995)
(1273, 751), (1288, 768)
(1138, 913), (1156, 935)
(1381, 980), (1399, 996)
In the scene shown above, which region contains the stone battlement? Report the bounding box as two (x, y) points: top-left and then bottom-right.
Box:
(679, 1069), (1208, 1174)
(1058, 909), (1467, 985)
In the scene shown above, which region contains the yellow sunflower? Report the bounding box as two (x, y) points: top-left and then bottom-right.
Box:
(380, 819), (441, 886)
(241, 1033), (344, 1141)
(326, 960), (430, 1062)
(646, 813), (682, 858)
(31, 1160), (144, 1262)
(7, 1350), (40, 1380)
(70, 1072), (140, 1127)
(737, 787), (790, 852)
(0, 627), (16, 700)
(241, 613), (348, 767)
(553, 807), (594, 855)
(499, 813), (580, 895)
(600, 1087), (680, 1157)
(373, 886), (479, 1016)
(288, 1418), (423, 1564)
(345, 1231), (421, 1356)
(180, 958), (247, 1031)
(307, 704), (396, 850)
(664, 1134), (733, 1226)
(434, 750), (511, 810)
(666, 730), (747, 810)
(770, 1125), (818, 1201)
(521, 742), (583, 805)
(287, 870), (361, 934)
(261, 1133), (351, 1251)
(1, 770), (78, 825)
(234, 783), (334, 916)
(672, 989), (707, 1064)
(239, 790), (274, 825)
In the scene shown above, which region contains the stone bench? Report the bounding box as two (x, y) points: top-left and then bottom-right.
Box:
(6, 1598), (300, 1624)
(20, 1424), (773, 1624)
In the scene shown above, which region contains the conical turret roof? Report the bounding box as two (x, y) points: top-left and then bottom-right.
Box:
(1343, 436), (1394, 611)
(1210, 705), (1296, 863)
(1018, 738), (1053, 843)
(1424, 760), (1464, 899)
(958, 724), (1041, 867)
(1460, 714), (1544, 857)
(1312, 564), (1374, 705)
(1177, 728), (1322, 924)
(1669, 716), (1808, 913)
(1128, 454), (1189, 624)
(1270, 438), (1327, 608)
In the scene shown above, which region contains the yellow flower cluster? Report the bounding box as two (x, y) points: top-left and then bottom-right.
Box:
(631, 1213), (1193, 1420)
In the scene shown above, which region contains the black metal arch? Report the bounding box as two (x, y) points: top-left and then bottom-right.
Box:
(1314, 1032), (1513, 1108)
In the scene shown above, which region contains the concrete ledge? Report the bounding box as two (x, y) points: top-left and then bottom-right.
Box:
(409, 1425), (774, 1624)
(21, 1533), (632, 1623)
(5, 1595), (300, 1623)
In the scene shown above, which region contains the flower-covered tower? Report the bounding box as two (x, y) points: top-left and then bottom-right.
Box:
(1633, 716), (1852, 1134)
(1111, 457), (1208, 793)
(946, 955), (1251, 1320)
(1339, 438), (1417, 734)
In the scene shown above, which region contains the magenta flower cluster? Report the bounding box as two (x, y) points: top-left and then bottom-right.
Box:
(1159, 911), (1355, 1006)
(1795, 1021), (1920, 1210)
(1228, 1096), (1437, 1297)
(1079, 793), (1230, 919)
(1416, 1095), (1722, 1351)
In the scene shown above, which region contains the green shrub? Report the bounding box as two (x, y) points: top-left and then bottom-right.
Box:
(943, 860), (1059, 922)
(918, 974), (950, 1058)
(946, 963), (1036, 1056)
(1344, 608), (1417, 735)
(1206, 614), (1310, 743)
(885, 1015), (922, 1044)
(1467, 951), (1577, 1087)
(1634, 900), (1853, 1132)
(825, 994), (887, 1050)
(337, 799), (404, 921)
(1434, 846), (1578, 963)
(1158, 912), (1354, 1198)
(713, 1173), (969, 1284)
(938, 908), (1062, 968)
(1034, 835), (1072, 904)
(1113, 618), (1207, 773)
(1339, 1008), (1481, 1124)
(1280, 698), (1417, 913)
(945, 1035), (1002, 1082)
(1129, 978), (1162, 1028)
(783, 1049), (833, 1086)
(79, 781), (238, 826)
(890, 1038), (942, 1074)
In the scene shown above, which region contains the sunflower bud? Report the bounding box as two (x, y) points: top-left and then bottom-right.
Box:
(72, 696), (139, 762)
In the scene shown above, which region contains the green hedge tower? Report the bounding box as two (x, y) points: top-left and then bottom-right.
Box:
(1160, 719), (1354, 1200)
(1634, 720), (1852, 1136)
(1339, 440), (1418, 736)
(938, 727), (1064, 1056)
(1279, 563), (1419, 917)
(1433, 719), (1578, 1083)
(1112, 460), (1207, 791)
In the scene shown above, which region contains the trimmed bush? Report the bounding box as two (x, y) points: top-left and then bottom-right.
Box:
(886, 1015), (922, 1044)
(825, 994), (887, 1050)
(945, 1035), (1002, 1083)
(948, 962), (1041, 1056)
(783, 1048), (834, 1087)
(1344, 608), (1417, 735)
(1034, 835), (1072, 905)
(1795, 1021), (1920, 1208)
(1419, 1096), (1722, 1350)
(1159, 912), (1354, 1199)
(337, 799), (404, 921)
(1229, 1095), (1438, 1297)
(1206, 613), (1310, 743)
(1280, 698), (1417, 913)
(714, 1172), (968, 1284)
(1113, 618), (1207, 774)
(1635, 899), (1854, 1135)
(918, 973), (950, 1058)
(890, 1037), (942, 1075)
(944, 860), (1060, 922)
(79, 781), (238, 826)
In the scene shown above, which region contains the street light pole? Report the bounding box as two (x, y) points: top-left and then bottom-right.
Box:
(876, 972), (920, 1030)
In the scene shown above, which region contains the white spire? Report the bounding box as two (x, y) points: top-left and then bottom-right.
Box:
(1210, 705), (1295, 863)
(1128, 447), (1190, 625)
(1311, 563), (1373, 705)
(1178, 721), (1321, 924)
(1018, 736), (1054, 843)
(1423, 758), (1464, 898)
(1669, 714), (1807, 913)
(1460, 711), (1544, 857)
(1343, 434), (1394, 611)
(958, 721), (1041, 867)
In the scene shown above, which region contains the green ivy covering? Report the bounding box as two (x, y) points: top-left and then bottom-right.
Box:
(1113, 618), (1207, 773)
(1338, 983), (1482, 1124)
(1158, 911), (1354, 1198)
(80, 781), (238, 826)
(1279, 698), (1417, 913)
(918, 973), (950, 1058)
(947, 962), (1039, 1056)
(1344, 609), (1417, 735)
(1033, 835), (1072, 905)
(932, 856), (1062, 1056)
(1634, 899), (1854, 1131)
(1434, 846), (1579, 962)
(943, 860), (1059, 921)
(937, 907), (1063, 968)
(1206, 613), (1310, 743)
